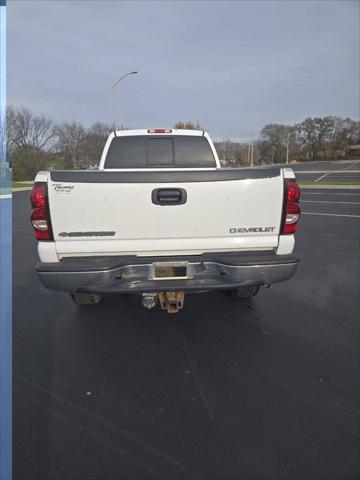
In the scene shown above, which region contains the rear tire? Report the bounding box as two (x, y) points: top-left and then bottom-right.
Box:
(228, 286), (259, 299)
(71, 293), (103, 305)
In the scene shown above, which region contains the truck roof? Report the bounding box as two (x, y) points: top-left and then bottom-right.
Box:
(111, 129), (207, 137)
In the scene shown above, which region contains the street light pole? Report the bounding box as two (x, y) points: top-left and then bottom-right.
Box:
(286, 131), (296, 164)
(112, 71), (138, 131)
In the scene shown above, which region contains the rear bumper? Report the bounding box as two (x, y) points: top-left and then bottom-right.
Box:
(36, 251), (299, 294)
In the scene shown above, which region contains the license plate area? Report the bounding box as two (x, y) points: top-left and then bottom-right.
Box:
(152, 262), (189, 280)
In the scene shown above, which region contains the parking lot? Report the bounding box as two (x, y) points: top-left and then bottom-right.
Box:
(285, 160), (360, 184)
(13, 188), (359, 480)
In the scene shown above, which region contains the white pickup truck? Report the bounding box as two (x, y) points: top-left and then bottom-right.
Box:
(31, 129), (300, 313)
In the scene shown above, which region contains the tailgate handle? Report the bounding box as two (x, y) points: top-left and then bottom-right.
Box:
(152, 188), (187, 206)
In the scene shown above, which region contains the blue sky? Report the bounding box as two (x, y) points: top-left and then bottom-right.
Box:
(7, 0), (360, 141)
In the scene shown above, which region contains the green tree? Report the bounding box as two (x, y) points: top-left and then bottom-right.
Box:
(295, 117), (334, 160)
(12, 146), (61, 181)
(260, 124), (294, 163)
(330, 117), (360, 158)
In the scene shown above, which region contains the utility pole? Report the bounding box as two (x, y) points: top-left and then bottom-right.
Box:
(112, 71), (138, 131)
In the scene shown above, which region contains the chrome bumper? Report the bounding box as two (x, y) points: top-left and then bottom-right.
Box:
(36, 252), (299, 294)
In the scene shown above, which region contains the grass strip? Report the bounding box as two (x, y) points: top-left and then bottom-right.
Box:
(13, 181), (33, 189)
(0, 188), (12, 196)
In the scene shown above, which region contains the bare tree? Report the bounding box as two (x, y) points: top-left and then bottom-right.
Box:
(0, 111), (8, 187)
(0, 111), (5, 163)
(55, 122), (86, 167)
(214, 140), (249, 167)
(6, 105), (31, 150)
(174, 121), (203, 130)
(80, 122), (114, 167)
(6, 104), (56, 151)
(89, 121), (114, 137)
(32, 115), (56, 149)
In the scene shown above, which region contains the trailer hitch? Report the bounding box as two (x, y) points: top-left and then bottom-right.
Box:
(159, 291), (185, 314)
(141, 292), (185, 313)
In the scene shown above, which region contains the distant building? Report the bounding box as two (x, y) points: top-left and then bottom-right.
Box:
(348, 145), (360, 158)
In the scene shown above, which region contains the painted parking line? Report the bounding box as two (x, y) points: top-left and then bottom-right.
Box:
(342, 162), (359, 170)
(302, 212), (360, 218)
(301, 200), (360, 205)
(314, 172), (330, 182)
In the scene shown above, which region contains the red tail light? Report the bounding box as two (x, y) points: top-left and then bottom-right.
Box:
(281, 180), (301, 234)
(147, 129), (172, 134)
(30, 182), (53, 241)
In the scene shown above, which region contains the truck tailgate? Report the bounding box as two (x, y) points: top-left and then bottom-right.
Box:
(47, 168), (284, 257)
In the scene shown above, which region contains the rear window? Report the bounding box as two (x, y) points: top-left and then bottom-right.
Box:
(104, 135), (216, 168)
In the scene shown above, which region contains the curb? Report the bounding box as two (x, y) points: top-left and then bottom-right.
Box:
(12, 187), (33, 192)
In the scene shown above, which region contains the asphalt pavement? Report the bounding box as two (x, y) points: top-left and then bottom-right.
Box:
(0, 196), (12, 480)
(283, 160), (360, 184)
(296, 171), (360, 183)
(285, 160), (360, 171)
(13, 189), (360, 480)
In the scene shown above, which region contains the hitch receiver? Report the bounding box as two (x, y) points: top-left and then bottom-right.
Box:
(158, 291), (185, 314)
